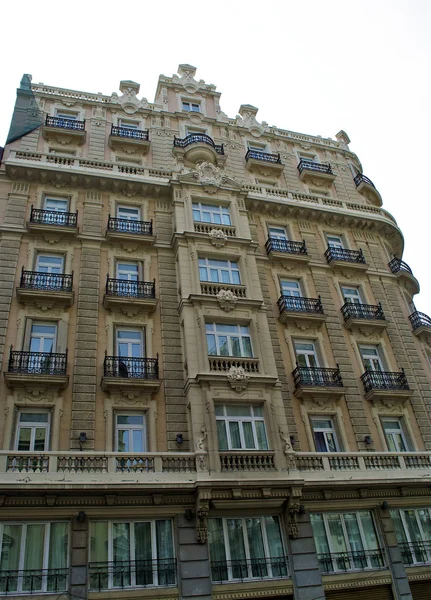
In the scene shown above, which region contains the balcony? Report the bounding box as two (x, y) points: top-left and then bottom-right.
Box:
(109, 124), (150, 153)
(42, 115), (86, 144)
(106, 216), (154, 248)
(354, 172), (382, 206)
(388, 257), (420, 295)
(317, 549), (385, 574)
(0, 567), (69, 595)
(292, 366), (344, 398)
(409, 311), (431, 341)
(28, 205), (78, 237)
(4, 348), (69, 391)
(103, 277), (157, 315)
(219, 451), (276, 472)
(211, 556), (289, 583)
(16, 268), (74, 309)
(173, 133), (225, 166)
(277, 295), (326, 326)
(341, 302), (387, 333)
(245, 149), (284, 176)
(208, 356), (259, 374)
(89, 558), (177, 591)
(101, 355), (161, 394)
(360, 369), (412, 401)
(399, 541), (431, 566)
(189, 282), (262, 312)
(297, 159), (335, 183)
(265, 237), (309, 263)
(325, 246), (367, 271)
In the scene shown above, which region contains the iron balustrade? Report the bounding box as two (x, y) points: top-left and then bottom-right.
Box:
(45, 115), (85, 131)
(104, 355), (159, 379)
(106, 277), (156, 299)
(111, 125), (149, 140)
(89, 559), (177, 590)
(298, 158), (333, 175)
(399, 541), (431, 566)
(211, 556), (289, 583)
(29, 205), (78, 228)
(317, 549), (385, 574)
(19, 268), (73, 292)
(325, 246), (365, 264)
(245, 149), (282, 164)
(8, 348), (67, 376)
(265, 237), (307, 255)
(107, 216), (153, 236)
(354, 173), (376, 188)
(388, 257), (413, 275)
(0, 567), (68, 595)
(361, 369), (409, 393)
(293, 366), (343, 389)
(278, 295), (323, 314)
(409, 310), (431, 331)
(341, 302), (385, 321)
(173, 134), (224, 155)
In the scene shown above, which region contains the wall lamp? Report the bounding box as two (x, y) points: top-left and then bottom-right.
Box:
(381, 501), (390, 511)
(77, 511), (87, 523)
(364, 435), (373, 446)
(79, 432), (87, 451)
(176, 433), (184, 445)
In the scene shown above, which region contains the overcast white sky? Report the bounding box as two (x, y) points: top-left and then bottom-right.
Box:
(1, 0), (430, 312)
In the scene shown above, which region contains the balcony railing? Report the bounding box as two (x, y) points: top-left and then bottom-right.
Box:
(208, 356), (259, 373)
(361, 370), (409, 394)
(193, 222), (236, 237)
(341, 302), (385, 321)
(298, 158), (333, 175)
(89, 559), (177, 591)
(293, 366), (343, 389)
(105, 277), (156, 299)
(245, 149), (282, 164)
(265, 237), (307, 256)
(388, 257), (413, 275)
(45, 115), (85, 131)
(107, 216), (153, 236)
(211, 556), (289, 583)
(409, 311), (431, 331)
(173, 134), (224, 155)
(317, 549), (385, 574)
(294, 452), (431, 473)
(200, 282), (247, 298)
(111, 125), (149, 140)
(325, 246), (365, 264)
(103, 355), (159, 379)
(29, 205), (78, 228)
(7, 348), (67, 376)
(19, 268), (73, 292)
(399, 541), (431, 566)
(354, 173), (376, 189)
(0, 567), (68, 595)
(278, 295), (323, 315)
(219, 451), (276, 472)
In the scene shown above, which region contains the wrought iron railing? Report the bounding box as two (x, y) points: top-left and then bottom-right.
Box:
(293, 366), (343, 389)
(325, 246), (365, 264)
(29, 205), (78, 228)
(361, 370), (409, 393)
(388, 257), (413, 275)
(399, 541), (431, 566)
(278, 295), (323, 315)
(211, 556), (289, 583)
(317, 549), (385, 574)
(105, 277), (155, 299)
(341, 302), (385, 321)
(111, 125), (149, 140)
(354, 173), (376, 189)
(7, 348), (67, 376)
(89, 559), (177, 590)
(0, 567), (68, 594)
(265, 237), (307, 256)
(173, 134), (224, 155)
(409, 311), (431, 331)
(107, 216), (153, 236)
(45, 115), (85, 131)
(245, 149), (282, 164)
(19, 268), (73, 292)
(298, 158), (333, 175)
(103, 355), (159, 379)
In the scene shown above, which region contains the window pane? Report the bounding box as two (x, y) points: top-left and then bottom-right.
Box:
(117, 430), (129, 452)
(242, 337), (252, 358)
(18, 428), (31, 451)
(227, 519), (247, 579)
(0, 525), (21, 572)
(358, 512), (379, 550)
(20, 413), (49, 423)
(242, 422), (255, 449)
(344, 514), (364, 553)
(231, 337), (241, 356)
(326, 433), (337, 453)
(229, 422), (242, 448)
(418, 510), (431, 541)
(255, 421), (268, 450)
(217, 421), (228, 450)
(208, 519), (227, 581)
(206, 334), (217, 355)
(90, 522), (108, 562)
(34, 428), (47, 452)
(135, 522), (152, 585)
(117, 415), (143, 425)
(156, 521), (175, 585)
(327, 514), (347, 553)
(24, 524), (44, 571)
(313, 431), (328, 452)
(226, 405), (251, 417)
(218, 336), (229, 356)
(132, 430), (144, 453)
(390, 510), (408, 544)
(246, 518), (267, 577)
(48, 522), (68, 590)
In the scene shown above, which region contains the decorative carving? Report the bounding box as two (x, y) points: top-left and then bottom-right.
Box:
(196, 426), (207, 452)
(279, 428), (291, 453)
(227, 366), (250, 393)
(216, 288), (238, 312)
(196, 492), (210, 544)
(208, 228), (228, 248)
(288, 503), (300, 539)
(194, 161), (226, 191)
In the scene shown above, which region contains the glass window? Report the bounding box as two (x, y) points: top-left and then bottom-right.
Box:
(310, 417), (340, 452)
(294, 340), (319, 368)
(116, 330), (144, 358)
(248, 144), (267, 153)
(192, 202), (231, 225)
(280, 280), (301, 297)
(43, 197), (68, 212)
(326, 235), (344, 249)
(216, 405), (268, 451)
(359, 345), (384, 371)
(118, 119), (139, 130)
(116, 263), (139, 281)
(115, 414), (146, 453)
(89, 520), (175, 590)
(117, 206), (140, 221)
(390, 508), (431, 565)
(15, 411), (50, 452)
(341, 286), (362, 304)
(56, 110), (77, 121)
(299, 152), (318, 163)
(268, 226), (288, 240)
(198, 258), (240, 285)
(206, 324), (252, 357)
(381, 418), (411, 452)
(35, 255), (64, 274)
(182, 101), (200, 112)
(29, 323), (57, 354)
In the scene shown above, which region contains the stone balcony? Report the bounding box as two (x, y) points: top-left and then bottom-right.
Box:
(292, 366), (344, 398)
(16, 268), (74, 309)
(360, 369), (412, 402)
(42, 115), (86, 144)
(265, 237), (310, 264)
(187, 282), (263, 311)
(277, 295), (326, 326)
(297, 158), (336, 183)
(341, 301), (388, 333)
(108, 124), (150, 153)
(173, 133), (226, 166)
(101, 355), (161, 395)
(354, 172), (382, 206)
(245, 149), (284, 176)
(27, 206), (78, 238)
(388, 258), (420, 295)
(409, 311), (431, 341)
(324, 246), (367, 271)
(4, 348), (69, 392)
(103, 277), (157, 315)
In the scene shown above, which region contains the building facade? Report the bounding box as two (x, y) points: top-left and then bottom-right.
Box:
(0, 64), (430, 600)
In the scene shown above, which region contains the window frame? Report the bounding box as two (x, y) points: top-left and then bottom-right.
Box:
(115, 413), (147, 453)
(15, 410), (51, 452)
(215, 405), (268, 451)
(115, 328), (145, 358)
(118, 118), (140, 130)
(293, 339), (320, 368)
(116, 205), (141, 221)
(198, 258), (241, 285)
(35, 254), (65, 274)
(182, 100), (201, 113)
(206, 323), (253, 358)
(359, 344), (385, 372)
(29, 322), (57, 354)
(341, 285), (363, 304)
(116, 262), (140, 281)
(325, 234), (344, 249)
(268, 226), (288, 240)
(43, 196), (69, 213)
(381, 417), (412, 452)
(310, 416), (341, 452)
(192, 202), (231, 226)
(280, 279), (302, 297)
(55, 109), (78, 121)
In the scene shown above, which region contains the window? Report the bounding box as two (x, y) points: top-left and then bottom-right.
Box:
(192, 202), (231, 225)
(118, 119), (139, 130)
(294, 340), (319, 368)
(341, 286), (362, 304)
(115, 414), (146, 453)
(381, 418), (411, 452)
(56, 110), (78, 121)
(299, 152), (318, 163)
(29, 323), (57, 354)
(391, 508), (431, 565)
(35, 255), (64, 274)
(359, 345), (384, 371)
(0, 522), (68, 593)
(326, 235), (344, 249)
(206, 324), (252, 357)
(186, 126), (207, 135)
(116, 329), (144, 358)
(198, 258), (240, 285)
(268, 226), (288, 240)
(215, 405), (268, 450)
(248, 143), (267, 153)
(15, 411), (50, 451)
(280, 280), (301, 297)
(117, 205), (140, 221)
(89, 520), (175, 590)
(311, 512), (383, 573)
(116, 262), (139, 281)
(182, 101), (200, 112)
(310, 417), (340, 452)
(208, 516), (287, 582)
(43, 197), (68, 213)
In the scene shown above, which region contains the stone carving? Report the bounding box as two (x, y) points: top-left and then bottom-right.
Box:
(288, 503), (300, 539)
(216, 289), (238, 312)
(194, 161), (225, 191)
(208, 228), (228, 248)
(227, 366), (250, 393)
(111, 80), (149, 114)
(196, 426), (207, 452)
(235, 104), (269, 137)
(279, 428), (291, 453)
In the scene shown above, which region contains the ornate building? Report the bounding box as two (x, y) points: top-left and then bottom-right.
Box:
(0, 65), (430, 600)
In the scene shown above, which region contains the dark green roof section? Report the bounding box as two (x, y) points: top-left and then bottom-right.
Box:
(6, 74), (44, 145)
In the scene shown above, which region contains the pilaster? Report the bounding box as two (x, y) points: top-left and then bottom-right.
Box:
(177, 514), (212, 600)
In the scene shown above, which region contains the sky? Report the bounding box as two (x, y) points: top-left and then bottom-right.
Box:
(1, 0), (430, 312)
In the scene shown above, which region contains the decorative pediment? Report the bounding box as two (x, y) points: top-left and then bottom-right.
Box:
(177, 162), (241, 192)
(110, 80), (149, 114)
